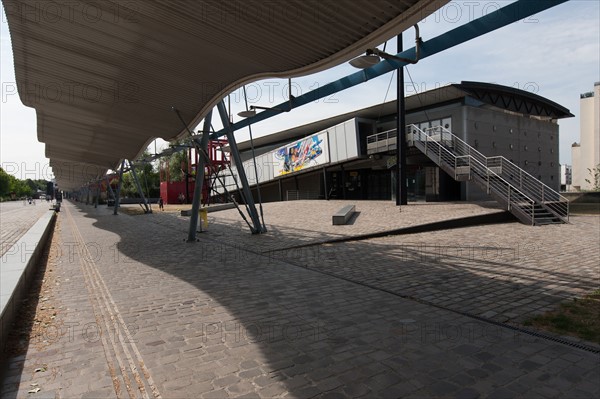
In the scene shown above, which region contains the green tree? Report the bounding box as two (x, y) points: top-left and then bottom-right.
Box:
(11, 178), (32, 197)
(165, 141), (191, 182)
(585, 164), (600, 191)
(0, 167), (11, 197)
(120, 151), (161, 198)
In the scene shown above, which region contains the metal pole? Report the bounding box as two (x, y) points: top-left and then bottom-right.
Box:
(185, 147), (191, 204)
(129, 160), (151, 213)
(114, 160), (125, 215)
(187, 110), (213, 242)
(216, 101), (264, 234)
(396, 33), (408, 206)
(323, 167), (328, 200)
(94, 181), (100, 208)
(278, 179), (283, 202)
(106, 175), (116, 206)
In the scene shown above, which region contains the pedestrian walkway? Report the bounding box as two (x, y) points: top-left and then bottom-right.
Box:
(0, 201), (52, 257)
(1, 200), (598, 398)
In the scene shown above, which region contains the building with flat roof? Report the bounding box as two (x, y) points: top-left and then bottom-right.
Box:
(560, 164), (572, 192)
(571, 82), (600, 191)
(218, 81), (571, 212)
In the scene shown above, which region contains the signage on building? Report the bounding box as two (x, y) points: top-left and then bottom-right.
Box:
(387, 156), (397, 169)
(273, 132), (329, 176)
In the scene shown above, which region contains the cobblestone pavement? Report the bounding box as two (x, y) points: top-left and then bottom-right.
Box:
(284, 215), (600, 325)
(1, 200), (598, 398)
(0, 201), (53, 257)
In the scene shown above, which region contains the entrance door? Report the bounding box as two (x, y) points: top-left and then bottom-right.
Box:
(344, 171), (362, 200)
(407, 166), (426, 202)
(367, 170), (392, 200)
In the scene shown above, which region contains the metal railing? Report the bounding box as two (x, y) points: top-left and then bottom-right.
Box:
(286, 190), (321, 201)
(422, 125), (568, 223)
(486, 156), (568, 221)
(410, 125), (536, 225)
(366, 129), (397, 153)
(366, 124), (568, 224)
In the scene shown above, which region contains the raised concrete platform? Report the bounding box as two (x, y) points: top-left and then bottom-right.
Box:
(180, 203), (237, 216)
(0, 210), (56, 351)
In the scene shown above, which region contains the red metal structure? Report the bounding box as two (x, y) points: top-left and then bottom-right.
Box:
(159, 140), (230, 205)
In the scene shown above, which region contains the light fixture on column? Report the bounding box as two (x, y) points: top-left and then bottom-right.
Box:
(238, 105), (285, 118)
(349, 51), (381, 68)
(237, 78), (295, 118)
(349, 24), (421, 69)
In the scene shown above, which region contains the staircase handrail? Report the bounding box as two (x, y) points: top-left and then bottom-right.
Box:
(423, 125), (568, 222)
(409, 124), (536, 224)
(486, 156), (569, 220)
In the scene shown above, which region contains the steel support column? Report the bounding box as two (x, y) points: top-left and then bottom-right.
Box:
(129, 160), (151, 213)
(113, 160), (125, 215)
(187, 110), (213, 242)
(278, 179), (283, 202)
(396, 33), (408, 206)
(94, 181), (100, 208)
(216, 101), (265, 234)
(323, 167), (328, 200)
(106, 175), (116, 206)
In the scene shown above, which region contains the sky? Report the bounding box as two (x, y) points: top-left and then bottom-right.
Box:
(1, 0), (599, 181)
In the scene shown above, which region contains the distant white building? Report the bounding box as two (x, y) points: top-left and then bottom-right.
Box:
(560, 164), (572, 191)
(572, 82), (600, 191)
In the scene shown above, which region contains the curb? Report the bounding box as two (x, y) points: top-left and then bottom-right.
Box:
(0, 210), (57, 351)
(269, 210), (515, 251)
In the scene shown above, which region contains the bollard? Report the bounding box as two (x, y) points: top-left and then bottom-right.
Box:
(197, 208), (208, 232)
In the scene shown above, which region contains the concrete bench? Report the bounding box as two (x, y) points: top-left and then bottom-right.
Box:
(332, 205), (355, 225)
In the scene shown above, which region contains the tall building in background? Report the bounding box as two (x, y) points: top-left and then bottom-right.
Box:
(572, 82), (600, 190)
(560, 164), (572, 191)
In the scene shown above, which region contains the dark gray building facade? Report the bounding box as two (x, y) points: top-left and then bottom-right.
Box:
(221, 81), (572, 204)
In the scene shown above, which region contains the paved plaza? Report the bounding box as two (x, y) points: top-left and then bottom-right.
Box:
(1, 200), (599, 398)
(0, 201), (53, 257)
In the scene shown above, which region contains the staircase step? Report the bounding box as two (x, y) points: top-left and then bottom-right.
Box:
(411, 125), (568, 225)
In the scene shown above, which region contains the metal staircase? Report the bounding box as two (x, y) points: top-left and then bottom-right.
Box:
(408, 124), (569, 225)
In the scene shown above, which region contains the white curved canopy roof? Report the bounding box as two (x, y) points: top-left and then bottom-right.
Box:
(3, 0), (445, 190)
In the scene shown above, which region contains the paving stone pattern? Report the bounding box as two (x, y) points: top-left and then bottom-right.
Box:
(0, 200), (598, 398)
(0, 201), (53, 257)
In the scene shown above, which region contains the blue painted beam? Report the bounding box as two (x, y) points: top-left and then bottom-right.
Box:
(211, 0), (568, 139)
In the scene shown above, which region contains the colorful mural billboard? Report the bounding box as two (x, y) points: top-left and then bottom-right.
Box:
(273, 133), (329, 176)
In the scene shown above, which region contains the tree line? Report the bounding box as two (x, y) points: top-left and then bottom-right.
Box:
(1, 143), (201, 202)
(0, 167), (50, 201)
